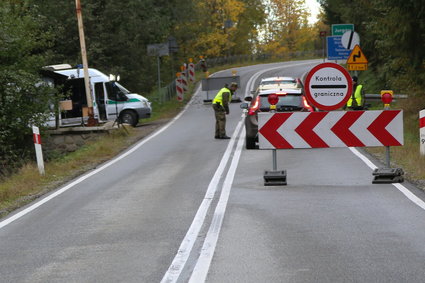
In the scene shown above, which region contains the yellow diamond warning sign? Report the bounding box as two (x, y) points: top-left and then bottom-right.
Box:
(347, 45), (368, 64)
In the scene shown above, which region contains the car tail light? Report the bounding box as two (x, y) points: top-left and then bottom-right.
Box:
(302, 96), (314, 112)
(248, 96), (260, 115)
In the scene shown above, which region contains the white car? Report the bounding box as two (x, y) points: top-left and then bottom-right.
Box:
(257, 76), (302, 92)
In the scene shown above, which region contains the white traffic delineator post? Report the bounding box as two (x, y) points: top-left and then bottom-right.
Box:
(420, 109), (425, 155)
(32, 126), (45, 175)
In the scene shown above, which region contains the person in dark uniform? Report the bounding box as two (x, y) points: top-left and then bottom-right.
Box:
(212, 82), (238, 139)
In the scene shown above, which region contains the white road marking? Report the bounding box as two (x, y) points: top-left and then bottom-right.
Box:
(160, 120), (244, 283)
(189, 127), (245, 283)
(161, 62), (320, 283)
(0, 85), (201, 230)
(161, 64), (274, 283)
(161, 61), (318, 282)
(349, 147), (425, 210)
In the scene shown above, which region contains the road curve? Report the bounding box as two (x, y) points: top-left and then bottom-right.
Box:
(1, 60), (425, 283)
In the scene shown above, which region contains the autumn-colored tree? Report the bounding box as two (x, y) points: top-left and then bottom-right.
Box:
(260, 0), (316, 55)
(189, 0), (246, 57)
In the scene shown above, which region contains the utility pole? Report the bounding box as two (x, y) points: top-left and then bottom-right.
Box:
(75, 0), (97, 126)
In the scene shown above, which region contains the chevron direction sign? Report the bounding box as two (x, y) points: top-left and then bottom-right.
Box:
(258, 110), (403, 149)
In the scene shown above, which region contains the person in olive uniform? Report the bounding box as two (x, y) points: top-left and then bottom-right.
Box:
(212, 82), (238, 139)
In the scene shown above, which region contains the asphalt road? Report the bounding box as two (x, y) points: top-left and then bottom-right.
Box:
(1, 60), (425, 283)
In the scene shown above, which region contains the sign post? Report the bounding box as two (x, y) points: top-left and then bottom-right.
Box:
(263, 94), (287, 186)
(304, 62), (353, 111)
(371, 92), (404, 183)
(32, 126), (45, 175)
(420, 110), (425, 155)
(320, 31), (327, 62)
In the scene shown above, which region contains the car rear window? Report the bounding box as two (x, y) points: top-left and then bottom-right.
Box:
(261, 80), (296, 85)
(259, 95), (302, 110)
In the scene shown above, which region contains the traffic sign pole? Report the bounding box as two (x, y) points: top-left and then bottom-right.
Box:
(372, 91), (404, 183)
(264, 95), (286, 186)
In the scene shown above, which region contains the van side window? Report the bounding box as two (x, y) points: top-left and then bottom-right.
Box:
(94, 83), (105, 103)
(105, 82), (127, 101)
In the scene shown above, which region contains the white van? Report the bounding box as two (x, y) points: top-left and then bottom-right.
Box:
(42, 64), (151, 127)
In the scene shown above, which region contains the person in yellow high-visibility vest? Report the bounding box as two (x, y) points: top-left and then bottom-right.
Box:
(346, 76), (365, 110)
(212, 82), (238, 139)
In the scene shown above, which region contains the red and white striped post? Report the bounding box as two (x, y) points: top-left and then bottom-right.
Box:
(180, 65), (188, 92)
(420, 109), (425, 155)
(188, 58), (195, 82)
(32, 126), (45, 175)
(176, 72), (184, 102)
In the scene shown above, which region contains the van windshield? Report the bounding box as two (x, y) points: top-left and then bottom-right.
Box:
(105, 82), (128, 101)
(115, 83), (130, 94)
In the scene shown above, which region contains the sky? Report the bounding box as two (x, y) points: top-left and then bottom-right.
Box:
(305, 0), (322, 24)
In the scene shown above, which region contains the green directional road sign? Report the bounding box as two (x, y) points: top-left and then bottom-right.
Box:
(332, 24), (354, 36)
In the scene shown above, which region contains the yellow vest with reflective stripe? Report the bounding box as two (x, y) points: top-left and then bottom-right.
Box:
(213, 87), (232, 105)
(347, 84), (363, 107)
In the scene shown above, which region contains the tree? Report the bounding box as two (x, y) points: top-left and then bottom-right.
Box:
(319, 0), (425, 89)
(260, 0), (316, 55)
(0, 2), (53, 176)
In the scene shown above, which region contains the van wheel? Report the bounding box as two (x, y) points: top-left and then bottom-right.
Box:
(246, 137), (256, 149)
(120, 110), (138, 127)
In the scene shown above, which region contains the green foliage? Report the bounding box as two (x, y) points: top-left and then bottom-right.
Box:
(320, 0), (425, 92)
(260, 0), (318, 55)
(0, 2), (53, 176)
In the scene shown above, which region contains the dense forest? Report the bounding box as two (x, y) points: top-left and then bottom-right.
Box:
(1, 0), (424, 176)
(320, 0), (425, 92)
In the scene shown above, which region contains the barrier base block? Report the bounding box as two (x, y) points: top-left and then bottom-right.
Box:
(372, 168), (404, 184)
(264, 170), (287, 186)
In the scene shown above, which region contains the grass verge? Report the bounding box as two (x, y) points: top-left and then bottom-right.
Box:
(0, 127), (133, 217)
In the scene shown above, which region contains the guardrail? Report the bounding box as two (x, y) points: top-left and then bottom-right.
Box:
(365, 94), (408, 100)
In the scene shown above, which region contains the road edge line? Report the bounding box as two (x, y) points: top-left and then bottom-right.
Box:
(349, 147), (425, 210)
(0, 85), (201, 230)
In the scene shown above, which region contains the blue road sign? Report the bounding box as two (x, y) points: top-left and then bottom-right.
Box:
(327, 36), (351, 60)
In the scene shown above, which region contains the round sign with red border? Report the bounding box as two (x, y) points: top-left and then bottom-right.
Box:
(304, 63), (353, 111)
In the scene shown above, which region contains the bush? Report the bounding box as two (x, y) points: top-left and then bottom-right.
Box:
(0, 2), (53, 177)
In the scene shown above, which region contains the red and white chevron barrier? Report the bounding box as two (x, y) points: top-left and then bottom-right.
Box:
(176, 73), (184, 101)
(420, 109), (425, 155)
(180, 71), (188, 91)
(32, 126), (45, 175)
(259, 110), (403, 149)
(188, 62), (195, 82)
